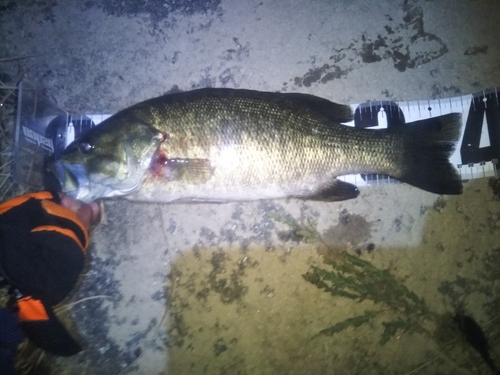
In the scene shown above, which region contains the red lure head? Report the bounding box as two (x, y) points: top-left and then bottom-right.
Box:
(150, 150), (169, 177)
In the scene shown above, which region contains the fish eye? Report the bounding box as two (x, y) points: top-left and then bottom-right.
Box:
(79, 141), (95, 154)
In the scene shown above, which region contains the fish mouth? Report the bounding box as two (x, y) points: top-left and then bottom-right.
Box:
(46, 161), (94, 202)
(45, 157), (148, 203)
(43, 161), (63, 193)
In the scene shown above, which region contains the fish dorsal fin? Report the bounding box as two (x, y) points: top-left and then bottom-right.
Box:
(194, 88), (354, 124)
(282, 92), (353, 123)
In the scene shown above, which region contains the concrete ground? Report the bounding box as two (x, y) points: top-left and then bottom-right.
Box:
(1, 1), (500, 374)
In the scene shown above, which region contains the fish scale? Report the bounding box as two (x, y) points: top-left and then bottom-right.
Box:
(139, 93), (390, 180)
(49, 88), (463, 204)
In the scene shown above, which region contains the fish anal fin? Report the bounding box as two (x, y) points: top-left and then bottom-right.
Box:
(296, 179), (360, 202)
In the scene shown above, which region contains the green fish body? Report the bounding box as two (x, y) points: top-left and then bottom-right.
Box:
(49, 88), (463, 203)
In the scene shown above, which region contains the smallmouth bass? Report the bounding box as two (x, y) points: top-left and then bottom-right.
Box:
(47, 88), (463, 203)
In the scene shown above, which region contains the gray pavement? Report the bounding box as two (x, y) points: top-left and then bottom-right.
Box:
(1, 1), (500, 374)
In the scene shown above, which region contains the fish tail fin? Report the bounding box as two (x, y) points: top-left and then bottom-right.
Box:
(397, 113), (463, 195)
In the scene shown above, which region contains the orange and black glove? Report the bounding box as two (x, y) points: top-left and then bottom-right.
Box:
(0, 191), (89, 356)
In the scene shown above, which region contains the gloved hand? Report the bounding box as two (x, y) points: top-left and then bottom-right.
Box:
(0, 191), (101, 357)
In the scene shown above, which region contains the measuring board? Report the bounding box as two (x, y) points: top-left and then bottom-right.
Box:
(13, 84), (499, 190)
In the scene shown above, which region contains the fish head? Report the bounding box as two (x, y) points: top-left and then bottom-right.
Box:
(47, 119), (164, 203)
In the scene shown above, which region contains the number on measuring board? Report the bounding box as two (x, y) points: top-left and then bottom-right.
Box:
(460, 92), (500, 166)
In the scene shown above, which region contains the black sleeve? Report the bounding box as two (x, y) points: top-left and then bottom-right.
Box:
(0, 191), (87, 305)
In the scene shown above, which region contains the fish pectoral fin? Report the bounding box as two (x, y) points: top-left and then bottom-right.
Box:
(300, 179), (360, 202)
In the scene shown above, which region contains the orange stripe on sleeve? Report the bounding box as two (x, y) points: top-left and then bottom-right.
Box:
(0, 191), (54, 216)
(31, 225), (86, 253)
(17, 297), (49, 321)
(40, 200), (88, 249)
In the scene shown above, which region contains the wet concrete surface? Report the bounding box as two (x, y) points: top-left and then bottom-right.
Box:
(1, 1), (500, 374)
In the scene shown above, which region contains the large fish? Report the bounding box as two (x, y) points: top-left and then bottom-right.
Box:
(46, 88), (463, 204)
